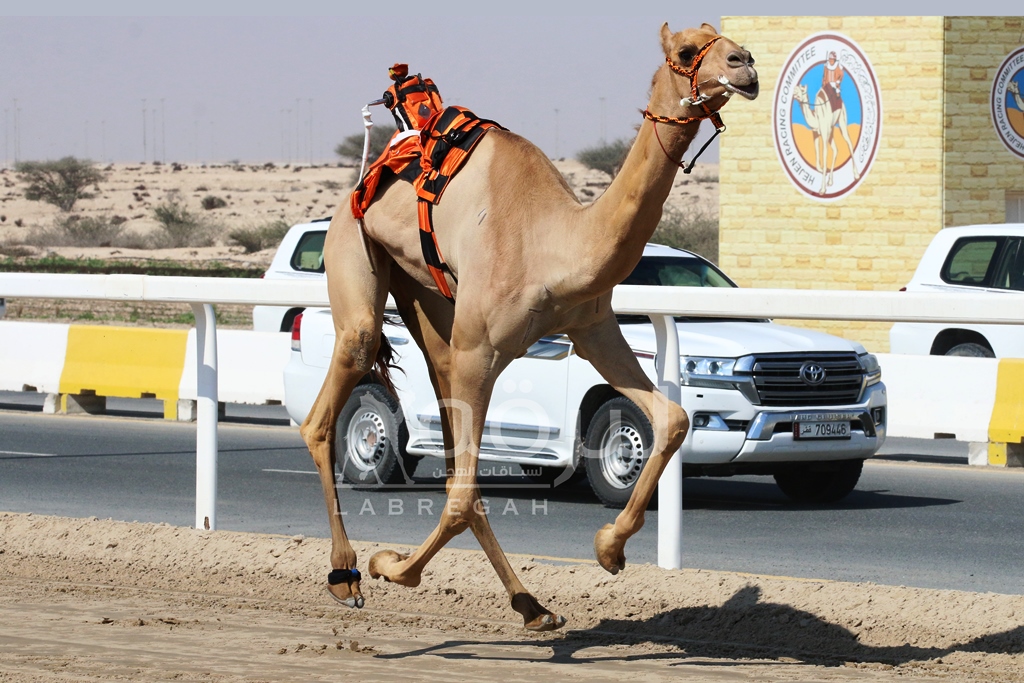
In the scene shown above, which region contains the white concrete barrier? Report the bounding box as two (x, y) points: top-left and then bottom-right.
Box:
(877, 353), (999, 442)
(179, 329), (290, 406)
(0, 321), (69, 395)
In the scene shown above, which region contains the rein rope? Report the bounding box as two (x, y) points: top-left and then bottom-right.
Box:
(643, 36), (727, 174)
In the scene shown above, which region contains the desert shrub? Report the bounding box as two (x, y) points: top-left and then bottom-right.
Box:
(27, 214), (126, 248)
(151, 197), (217, 248)
(317, 179), (342, 191)
(577, 138), (632, 178)
(201, 195), (228, 210)
(228, 219), (291, 253)
(15, 157), (106, 212)
(334, 124), (397, 164)
(651, 203), (720, 264)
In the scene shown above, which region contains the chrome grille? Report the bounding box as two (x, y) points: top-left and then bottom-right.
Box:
(750, 353), (863, 407)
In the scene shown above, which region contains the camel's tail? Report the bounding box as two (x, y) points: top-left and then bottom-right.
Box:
(371, 317), (404, 397)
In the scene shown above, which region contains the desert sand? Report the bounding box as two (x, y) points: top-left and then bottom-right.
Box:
(1, 512), (1021, 682)
(0, 159), (719, 268)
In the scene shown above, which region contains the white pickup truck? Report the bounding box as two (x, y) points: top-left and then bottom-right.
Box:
(271, 224), (887, 507)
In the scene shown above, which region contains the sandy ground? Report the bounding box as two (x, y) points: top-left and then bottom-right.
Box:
(0, 159), (718, 329)
(1, 512), (1021, 682)
(0, 159), (719, 268)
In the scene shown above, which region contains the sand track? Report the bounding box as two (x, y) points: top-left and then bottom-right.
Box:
(1, 513), (1021, 681)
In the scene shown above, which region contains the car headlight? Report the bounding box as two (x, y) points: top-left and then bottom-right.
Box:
(859, 353), (882, 386)
(681, 356), (738, 388)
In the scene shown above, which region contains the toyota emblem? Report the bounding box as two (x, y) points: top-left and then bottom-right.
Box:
(799, 362), (827, 386)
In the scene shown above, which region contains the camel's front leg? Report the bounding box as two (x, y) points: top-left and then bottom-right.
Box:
(569, 311), (689, 574)
(836, 108), (860, 179)
(368, 334), (566, 631)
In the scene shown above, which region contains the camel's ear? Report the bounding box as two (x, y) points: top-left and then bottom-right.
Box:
(701, 22), (719, 35)
(660, 22), (674, 55)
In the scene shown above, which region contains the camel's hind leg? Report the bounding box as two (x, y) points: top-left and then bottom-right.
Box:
(569, 311), (689, 574)
(299, 214), (391, 609)
(388, 267), (457, 488)
(368, 324), (566, 631)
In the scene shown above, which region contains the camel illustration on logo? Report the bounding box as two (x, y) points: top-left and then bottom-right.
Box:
(992, 47), (1024, 159)
(791, 51), (861, 196)
(773, 33), (881, 201)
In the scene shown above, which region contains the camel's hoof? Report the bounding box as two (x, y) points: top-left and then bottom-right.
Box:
(594, 524), (627, 575)
(525, 612), (567, 632)
(326, 584), (364, 609)
(368, 549), (418, 587)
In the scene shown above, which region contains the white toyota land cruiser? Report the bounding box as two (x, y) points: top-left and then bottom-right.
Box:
(278, 232), (887, 507)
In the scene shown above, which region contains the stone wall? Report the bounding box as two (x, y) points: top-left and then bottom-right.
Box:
(719, 16), (946, 351)
(944, 16), (1024, 227)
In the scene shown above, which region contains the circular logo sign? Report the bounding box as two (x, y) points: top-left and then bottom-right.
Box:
(991, 47), (1024, 159)
(773, 33), (882, 201)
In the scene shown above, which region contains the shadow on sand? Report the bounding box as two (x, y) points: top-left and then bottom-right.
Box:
(376, 585), (1023, 669)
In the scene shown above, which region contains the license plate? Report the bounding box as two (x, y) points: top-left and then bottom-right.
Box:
(794, 421), (851, 440)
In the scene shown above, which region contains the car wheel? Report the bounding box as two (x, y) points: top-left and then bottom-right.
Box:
(773, 459), (864, 504)
(583, 397), (654, 509)
(335, 384), (414, 488)
(944, 342), (994, 358)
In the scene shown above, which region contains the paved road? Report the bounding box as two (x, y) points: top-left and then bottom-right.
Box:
(1, 398), (1021, 595)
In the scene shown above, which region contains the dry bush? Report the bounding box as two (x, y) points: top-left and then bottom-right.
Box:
(150, 196), (218, 248)
(577, 138), (632, 178)
(335, 124), (397, 164)
(651, 203), (719, 263)
(15, 157), (106, 212)
(201, 195), (228, 210)
(27, 214), (131, 248)
(227, 219), (291, 253)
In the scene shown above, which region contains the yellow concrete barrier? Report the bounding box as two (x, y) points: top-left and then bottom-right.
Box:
(987, 359), (1024, 467)
(58, 325), (189, 419)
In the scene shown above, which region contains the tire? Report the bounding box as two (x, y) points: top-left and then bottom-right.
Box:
(335, 384), (414, 488)
(945, 342), (994, 358)
(773, 459), (864, 504)
(583, 397), (654, 508)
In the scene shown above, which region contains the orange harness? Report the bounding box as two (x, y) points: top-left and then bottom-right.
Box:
(350, 65), (503, 303)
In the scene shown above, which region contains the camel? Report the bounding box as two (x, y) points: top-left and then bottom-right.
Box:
(1008, 80), (1024, 113)
(793, 82), (859, 195)
(299, 22), (758, 631)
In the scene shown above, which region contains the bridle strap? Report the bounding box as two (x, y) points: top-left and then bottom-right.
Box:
(643, 36), (727, 173)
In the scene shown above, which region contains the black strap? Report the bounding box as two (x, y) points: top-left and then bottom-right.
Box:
(683, 124), (725, 175)
(327, 568), (361, 584)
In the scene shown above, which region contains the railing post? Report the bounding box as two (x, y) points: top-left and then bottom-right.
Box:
(191, 303), (218, 531)
(652, 313), (682, 569)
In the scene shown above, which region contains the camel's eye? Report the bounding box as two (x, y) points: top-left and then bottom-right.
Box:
(678, 47), (695, 63)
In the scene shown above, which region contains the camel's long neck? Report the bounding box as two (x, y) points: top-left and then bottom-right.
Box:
(575, 87), (703, 294)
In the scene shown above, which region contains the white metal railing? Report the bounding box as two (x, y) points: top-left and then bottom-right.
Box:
(2, 273), (1023, 568)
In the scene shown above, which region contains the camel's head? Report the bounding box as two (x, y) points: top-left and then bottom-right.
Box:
(658, 23), (759, 114)
(793, 84), (809, 104)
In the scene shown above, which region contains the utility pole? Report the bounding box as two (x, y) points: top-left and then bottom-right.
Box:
(84, 120), (89, 158)
(161, 98), (166, 162)
(13, 98), (19, 163)
(101, 120), (106, 162)
(295, 98), (301, 164)
(3, 109), (7, 168)
(554, 108), (560, 159)
(599, 97), (606, 143)
(142, 98), (147, 162)
(308, 97), (313, 166)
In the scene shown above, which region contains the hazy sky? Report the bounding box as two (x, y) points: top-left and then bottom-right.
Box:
(0, 3), (1003, 166)
(0, 14), (727, 166)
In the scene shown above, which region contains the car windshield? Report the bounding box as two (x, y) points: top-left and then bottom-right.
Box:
(622, 255), (737, 289)
(618, 254), (764, 324)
